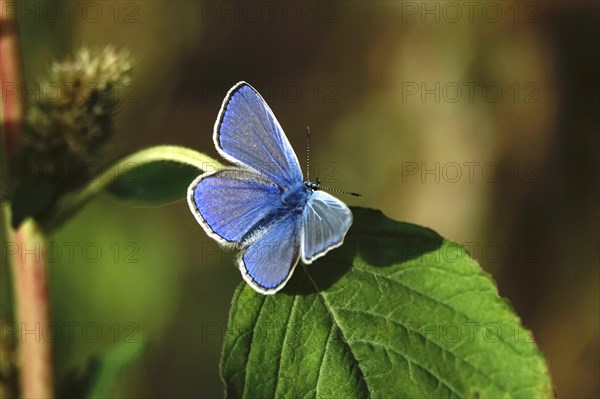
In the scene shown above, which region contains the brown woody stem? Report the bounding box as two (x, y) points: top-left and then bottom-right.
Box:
(1, 2), (54, 398)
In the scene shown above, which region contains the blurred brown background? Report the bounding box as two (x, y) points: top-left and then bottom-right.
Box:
(3, 1), (598, 397)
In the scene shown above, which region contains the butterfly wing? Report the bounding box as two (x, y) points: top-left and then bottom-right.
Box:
(188, 168), (284, 246)
(301, 191), (353, 264)
(214, 82), (303, 188)
(239, 212), (303, 294)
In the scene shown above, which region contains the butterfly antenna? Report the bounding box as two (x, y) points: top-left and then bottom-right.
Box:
(305, 126), (361, 198)
(319, 184), (362, 198)
(306, 126), (311, 181)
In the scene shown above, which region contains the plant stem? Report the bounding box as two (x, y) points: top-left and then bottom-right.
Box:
(0, 0), (24, 159)
(1, 4), (54, 398)
(6, 217), (54, 399)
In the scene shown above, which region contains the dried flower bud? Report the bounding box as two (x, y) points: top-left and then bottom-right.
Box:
(22, 46), (133, 166)
(3, 46), (134, 210)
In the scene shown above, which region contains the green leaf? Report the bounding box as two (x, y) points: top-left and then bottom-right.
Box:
(221, 207), (553, 399)
(105, 146), (221, 205)
(56, 340), (144, 399)
(41, 145), (221, 232)
(105, 161), (201, 205)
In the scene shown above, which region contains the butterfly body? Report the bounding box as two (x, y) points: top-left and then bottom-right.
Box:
(188, 82), (353, 294)
(281, 181), (313, 210)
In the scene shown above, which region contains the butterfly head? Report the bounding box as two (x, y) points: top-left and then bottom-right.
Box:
(305, 179), (321, 192)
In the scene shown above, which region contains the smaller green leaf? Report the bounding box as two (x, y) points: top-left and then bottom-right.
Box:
(40, 145), (221, 232)
(55, 340), (144, 399)
(105, 159), (204, 205)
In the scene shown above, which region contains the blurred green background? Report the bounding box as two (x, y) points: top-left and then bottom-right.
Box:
(2, 1), (598, 397)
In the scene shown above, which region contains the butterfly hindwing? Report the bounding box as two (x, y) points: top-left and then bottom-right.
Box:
(239, 211), (303, 294)
(214, 82), (303, 188)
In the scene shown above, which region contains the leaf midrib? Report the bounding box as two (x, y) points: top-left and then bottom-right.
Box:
(303, 265), (372, 399)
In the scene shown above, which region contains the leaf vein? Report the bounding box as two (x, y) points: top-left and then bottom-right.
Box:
(242, 295), (267, 399)
(337, 306), (509, 392)
(274, 294), (299, 398)
(315, 323), (334, 398)
(353, 266), (524, 356)
(349, 338), (462, 397)
(303, 266), (372, 398)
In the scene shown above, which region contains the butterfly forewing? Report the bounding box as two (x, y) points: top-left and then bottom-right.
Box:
(215, 82), (303, 188)
(188, 168), (282, 246)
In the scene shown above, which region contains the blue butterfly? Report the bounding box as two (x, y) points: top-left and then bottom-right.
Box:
(187, 82), (353, 294)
